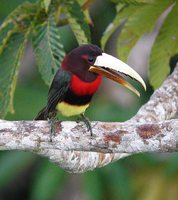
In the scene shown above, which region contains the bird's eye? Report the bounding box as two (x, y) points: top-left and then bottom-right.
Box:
(88, 56), (94, 63)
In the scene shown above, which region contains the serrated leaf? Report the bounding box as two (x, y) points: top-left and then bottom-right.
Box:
(0, 1), (37, 33)
(150, 2), (178, 89)
(0, 24), (17, 54)
(0, 30), (29, 118)
(43, 0), (52, 12)
(30, 161), (66, 200)
(117, 0), (174, 61)
(5, 1), (37, 20)
(33, 14), (65, 85)
(65, 0), (91, 44)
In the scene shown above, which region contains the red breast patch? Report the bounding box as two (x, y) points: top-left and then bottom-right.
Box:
(70, 75), (102, 96)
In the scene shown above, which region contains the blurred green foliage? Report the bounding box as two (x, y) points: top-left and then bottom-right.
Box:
(0, 0), (178, 200)
(1, 0), (178, 117)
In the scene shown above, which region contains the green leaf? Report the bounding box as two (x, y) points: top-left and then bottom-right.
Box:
(77, 0), (95, 11)
(43, 0), (52, 12)
(77, 0), (89, 6)
(0, 1), (37, 32)
(0, 2), (37, 68)
(77, 0), (93, 25)
(111, 0), (153, 4)
(30, 160), (66, 200)
(65, 0), (91, 44)
(0, 151), (35, 186)
(101, 4), (133, 49)
(33, 14), (65, 85)
(117, 0), (174, 61)
(0, 23), (16, 54)
(150, 2), (178, 89)
(0, 30), (30, 118)
(102, 3), (151, 49)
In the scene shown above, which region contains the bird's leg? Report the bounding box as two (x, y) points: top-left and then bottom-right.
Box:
(48, 112), (57, 142)
(80, 113), (93, 136)
(48, 117), (55, 142)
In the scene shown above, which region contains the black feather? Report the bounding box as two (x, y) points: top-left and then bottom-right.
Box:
(35, 69), (71, 120)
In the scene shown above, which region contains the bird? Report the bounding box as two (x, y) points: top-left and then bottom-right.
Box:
(35, 44), (146, 136)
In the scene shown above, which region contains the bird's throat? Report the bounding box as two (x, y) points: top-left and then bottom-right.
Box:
(70, 74), (102, 96)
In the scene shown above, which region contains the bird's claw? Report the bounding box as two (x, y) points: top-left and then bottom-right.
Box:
(80, 114), (93, 136)
(47, 117), (56, 142)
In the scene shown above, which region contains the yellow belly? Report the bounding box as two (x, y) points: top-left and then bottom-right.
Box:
(56, 101), (89, 117)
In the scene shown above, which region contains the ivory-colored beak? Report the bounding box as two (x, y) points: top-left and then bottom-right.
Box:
(89, 53), (146, 96)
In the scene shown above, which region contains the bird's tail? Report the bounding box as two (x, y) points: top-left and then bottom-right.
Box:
(34, 107), (48, 120)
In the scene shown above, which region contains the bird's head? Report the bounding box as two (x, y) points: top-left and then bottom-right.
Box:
(62, 44), (146, 96)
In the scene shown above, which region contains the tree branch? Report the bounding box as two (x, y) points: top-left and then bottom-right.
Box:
(0, 119), (178, 153)
(0, 65), (178, 173)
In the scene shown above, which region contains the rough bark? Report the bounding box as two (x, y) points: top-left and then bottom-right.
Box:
(0, 119), (178, 153)
(0, 65), (178, 173)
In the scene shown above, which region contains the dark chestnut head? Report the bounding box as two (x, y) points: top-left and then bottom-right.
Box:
(62, 44), (102, 82)
(62, 44), (146, 95)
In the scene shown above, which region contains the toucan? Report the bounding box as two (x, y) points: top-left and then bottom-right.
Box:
(35, 44), (146, 134)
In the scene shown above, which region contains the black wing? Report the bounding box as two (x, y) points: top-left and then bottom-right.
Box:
(46, 68), (71, 113)
(35, 69), (71, 120)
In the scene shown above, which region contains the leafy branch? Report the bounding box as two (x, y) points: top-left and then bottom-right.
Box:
(102, 0), (177, 89)
(0, 0), (91, 118)
(0, 0), (177, 118)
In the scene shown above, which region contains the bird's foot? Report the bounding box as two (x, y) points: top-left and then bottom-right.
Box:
(47, 116), (57, 142)
(80, 114), (93, 136)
